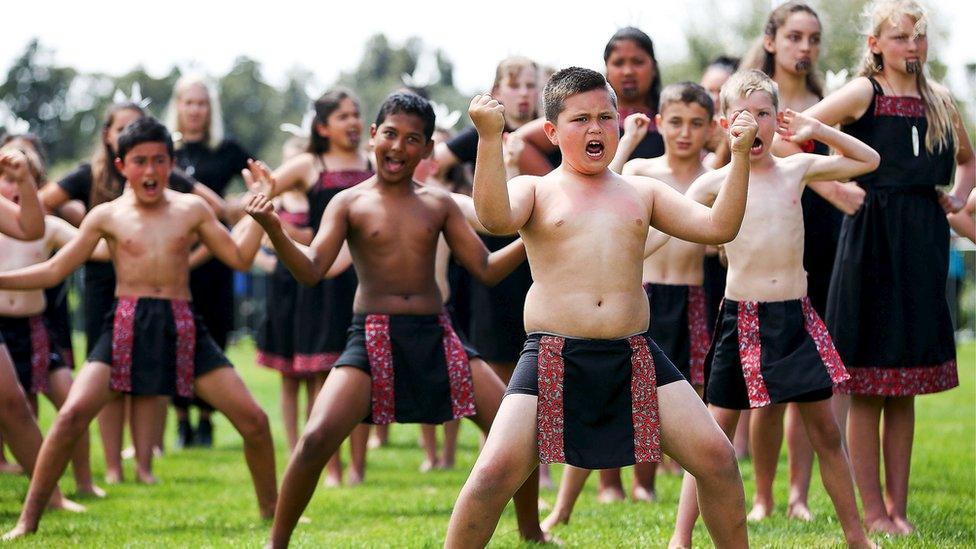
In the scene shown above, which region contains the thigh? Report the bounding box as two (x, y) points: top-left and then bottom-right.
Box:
(193, 367), (266, 425)
(475, 394), (539, 476)
(303, 366), (372, 435)
(0, 345), (28, 402)
(468, 358), (506, 433)
(60, 361), (118, 420)
(659, 381), (735, 472)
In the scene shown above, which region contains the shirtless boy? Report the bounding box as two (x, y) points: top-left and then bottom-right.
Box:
(0, 144), (108, 498)
(0, 117), (277, 540)
(669, 69), (878, 549)
(541, 81), (718, 528)
(0, 148), (81, 513)
(245, 92), (543, 548)
(446, 66), (757, 548)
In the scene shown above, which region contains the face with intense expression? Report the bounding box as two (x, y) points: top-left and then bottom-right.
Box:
(114, 142), (172, 205)
(316, 97), (363, 152)
(369, 112), (433, 184)
(724, 91), (777, 160)
(544, 88), (620, 175)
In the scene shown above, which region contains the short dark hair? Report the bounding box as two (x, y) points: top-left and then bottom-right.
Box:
(374, 92), (436, 141)
(543, 67), (617, 122)
(707, 55), (741, 74)
(659, 82), (715, 120)
(116, 116), (174, 161)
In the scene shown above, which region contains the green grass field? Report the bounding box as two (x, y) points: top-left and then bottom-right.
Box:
(1, 340), (973, 548)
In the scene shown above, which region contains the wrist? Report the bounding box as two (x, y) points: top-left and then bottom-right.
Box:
(808, 120), (827, 140)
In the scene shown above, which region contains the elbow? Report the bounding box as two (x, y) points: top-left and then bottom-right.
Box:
(478, 216), (515, 236)
(866, 151), (881, 172)
(708, 225), (740, 246)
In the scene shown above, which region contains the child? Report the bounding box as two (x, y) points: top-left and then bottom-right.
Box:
(0, 144), (107, 498)
(669, 69), (878, 549)
(541, 81), (718, 527)
(447, 66), (756, 547)
(0, 148), (81, 513)
(0, 117), (277, 540)
(245, 92), (544, 547)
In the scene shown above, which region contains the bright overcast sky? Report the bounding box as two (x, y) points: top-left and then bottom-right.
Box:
(3, 0), (974, 100)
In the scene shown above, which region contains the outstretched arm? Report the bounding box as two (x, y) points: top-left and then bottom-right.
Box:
(0, 207), (107, 290)
(772, 135), (866, 216)
(47, 215), (110, 261)
(777, 109), (879, 184)
(469, 94), (536, 234)
(0, 150), (44, 240)
(443, 195), (526, 286)
(646, 111), (757, 245)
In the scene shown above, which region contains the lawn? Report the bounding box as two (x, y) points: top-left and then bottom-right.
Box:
(1, 340), (973, 547)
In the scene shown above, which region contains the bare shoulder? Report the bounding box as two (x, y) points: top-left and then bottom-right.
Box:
(415, 183), (455, 208)
(171, 189), (210, 211)
(621, 157), (664, 177)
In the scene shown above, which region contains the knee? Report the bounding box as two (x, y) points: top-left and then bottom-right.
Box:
(293, 425), (332, 462)
(56, 405), (90, 434)
(805, 420), (843, 452)
(691, 435), (740, 482)
(467, 458), (524, 500)
(237, 407), (271, 441)
(0, 392), (32, 424)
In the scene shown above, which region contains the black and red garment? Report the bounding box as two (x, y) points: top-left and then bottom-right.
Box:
(293, 165), (373, 371)
(506, 332), (683, 469)
(644, 283), (710, 386)
(0, 315), (68, 394)
(88, 297), (230, 396)
(705, 298), (850, 409)
(827, 77), (958, 396)
(335, 312), (479, 425)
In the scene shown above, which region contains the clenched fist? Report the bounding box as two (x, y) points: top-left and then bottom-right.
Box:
(468, 94), (506, 137)
(728, 110), (759, 156)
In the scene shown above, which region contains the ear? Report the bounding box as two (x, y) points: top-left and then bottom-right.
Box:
(369, 124), (377, 139)
(654, 113), (663, 128)
(719, 116), (730, 130)
(315, 120), (331, 139)
(868, 35), (881, 55)
(763, 34), (776, 55)
(113, 157), (125, 173)
(543, 120), (558, 146)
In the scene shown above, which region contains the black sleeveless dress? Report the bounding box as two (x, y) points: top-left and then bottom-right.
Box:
(828, 77), (957, 396)
(800, 139), (842, 316)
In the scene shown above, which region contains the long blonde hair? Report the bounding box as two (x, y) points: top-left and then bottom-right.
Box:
(164, 74), (225, 150)
(858, 0), (954, 154)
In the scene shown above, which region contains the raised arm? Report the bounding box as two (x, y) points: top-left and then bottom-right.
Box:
(646, 111), (757, 245)
(0, 150), (44, 240)
(469, 94), (536, 234)
(0, 207), (107, 290)
(269, 154), (314, 198)
(772, 132), (866, 216)
(246, 192), (348, 286)
(610, 113), (651, 174)
(194, 197), (264, 272)
(777, 109), (879, 184)
(442, 194), (526, 286)
(192, 181), (229, 221)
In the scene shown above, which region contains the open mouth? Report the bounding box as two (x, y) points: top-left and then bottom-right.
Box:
(144, 179), (159, 193)
(585, 140), (605, 159)
(750, 138), (764, 155)
(384, 156), (406, 174)
(347, 130), (361, 144)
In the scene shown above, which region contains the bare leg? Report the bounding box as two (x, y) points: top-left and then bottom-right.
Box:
(2, 361), (115, 540)
(882, 396), (915, 534)
(131, 396), (167, 484)
(43, 369), (103, 497)
(748, 403), (785, 521)
(668, 397), (746, 549)
(832, 394), (850, 449)
(96, 396), (125, 483)
(597, 468), (626, 503)
(541, 466), (591, 531)
(785, 402), (814, 520)
(369, 424), (389, 449)
(0, 432), (24, 474)
(269, 367), (371, 548)
(847, 395), (900, 535)
(347, 424), (369, 485)
(153, 393), (167, 455)
(732, 409), (751, 459)
(441, 419), (459, 469)
(796, 400), (874, 548)
(420, 424), (439, 472)
(280, 376), (300, 452)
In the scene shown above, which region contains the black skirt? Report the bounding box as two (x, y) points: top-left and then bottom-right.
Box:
(827, 186), (958, 396)
(256, 262), (307, 377)
(292, 269), (356, 372)
(645, 283), (711, 386)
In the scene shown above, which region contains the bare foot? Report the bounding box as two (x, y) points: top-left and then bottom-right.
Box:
(49, 495), (86, 513)
(540, 509), (569, 532)
(846, 534), (879, 549)
(747, 501), (773, 521)
(1, 524), (35, 541)
(521, 528), (562, 545)
(668, 534), (691, 549)
(419, 459), (436, 473)
(347, 470), (364, 487)
(539, 469), (554, 491)
(437, 458), (455, 470)
(537, 497), (551, 512)
(136, 469), (158, 485)
(787, 500), (813, 521)
(105, 469), (123, 485)
(891, 515), (915, 535)
(597, 486), (626, 504)
(75, 484), (107, 498)
(632, 485), (657, 503)
(367, 436), (385, 449)
(0, 461), (24, 474)
(865, 516), (903, 535)
(323, 474), (342, 488)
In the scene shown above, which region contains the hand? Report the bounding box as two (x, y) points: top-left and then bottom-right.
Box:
(776, 109), (820, 144)
(468, 94), (506, 137)
(938, 190), (965, 214)
(243, 159), (275, 196)
(831, 182), (866, 215)
(728, 110), (759, 156)
(0, 149), (32, 184)
(244, 193), (280, 231)
(502, 133), (525, 168)
(622, 113), (651, 143)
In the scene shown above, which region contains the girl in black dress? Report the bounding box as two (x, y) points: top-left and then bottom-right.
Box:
(804, 0), (974, 534)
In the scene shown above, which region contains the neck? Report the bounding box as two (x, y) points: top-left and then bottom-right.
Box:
(774, 70), (814, 108)
(879, 68), (919, 96)
(665, 154), (704, 184)
(182, 129), (205, 143)
(376, 175), (416, 193)
(750, 153), (777, 171)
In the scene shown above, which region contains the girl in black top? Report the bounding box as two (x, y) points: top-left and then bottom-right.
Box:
(164, 76), (251, 448)
(804, 0), (974, 535)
